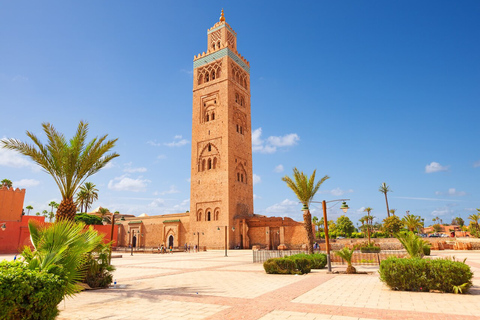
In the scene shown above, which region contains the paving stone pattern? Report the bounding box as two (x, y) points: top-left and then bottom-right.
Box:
(16, 249), (476, 320)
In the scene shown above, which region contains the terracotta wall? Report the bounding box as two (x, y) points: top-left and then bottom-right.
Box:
(0, 216), (45, 253)
(0, 186), (26, 221)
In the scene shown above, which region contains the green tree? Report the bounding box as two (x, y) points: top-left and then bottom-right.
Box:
(77, 182), (99, 213)
(282, 168), (329, 254)
(35, 212), (41, 216)
(432, 224), (442, 233)
(395, 231), (429, 258)
(25, 205), (33, 215)
(336, 215), (355, 237)
(363, 207), (373, 244)
(75, 189), (88, 213)
(389, 209), (397, 216)
(1, 179), (12, 188)
(451, 217), (465, 227)
(42, 209), (48, 218)
(1, 121), (119, 221)
(402, 213), (423, 232)
(382, 215), (402, 236)
(98, 207), (111, 224)
(379, 182), (392, 217)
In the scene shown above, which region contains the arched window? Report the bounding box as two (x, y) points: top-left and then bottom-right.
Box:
(197, 211), (202, 221)
(206, 74), (209, 82)
(235, 93), (239, 103)
(217, 41), (220, 48)
(207, 211), (211, 221)
(208, 158), (212, 170)
(213, 157), (217, 169)
(217, 68), (221, 78)
(202, 159), (206, 171)
(211, 112), (215, 120)
(212, 70), (216, 80)
(214, 210), (219, 220)
(236, 124), (239, 132)
(240, 127), (243, 134)
(212, 43), (215, 50)
(206, 114), (209, 122)
(208, 143), (211, 152)
(241, 174), (244, 183)
(240, 98), (244, 106)
(237, 173), (240, 181)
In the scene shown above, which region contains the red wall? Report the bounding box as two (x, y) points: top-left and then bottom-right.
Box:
(0, 218), (119, 254)
(0, 215), (45, 253)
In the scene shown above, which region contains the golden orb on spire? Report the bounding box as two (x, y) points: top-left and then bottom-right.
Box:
(220, 9), (225, 22)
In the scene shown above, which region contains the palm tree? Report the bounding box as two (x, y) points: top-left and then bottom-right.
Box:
(1, 121), (119, 221)
(282, 168), (329, 254)
(26, 205), (33, 215)
(402, 214), (423, 232)
(359, 216), (366, 234)
(379, 182), (392, 217)
(75, 189), (88, 213)
(78, 182), (99, 212)
(98, 207), (110, 223)
(363, 207), (373, 244)
(468, 212), (480, 231)
(42, 209), (48, 219)
(389, 209), (396, 216)
(49, 201), (59, 215)
(22, 219), (104, 297)
(395, 231), (428, 258)
(335, 247), (356, 274)
(1, 179), (12, 188)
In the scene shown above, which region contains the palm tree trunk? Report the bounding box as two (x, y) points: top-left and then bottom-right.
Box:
(384, 193), (390, 217)
(303, 210), (314, 254)
(56, 197), (77, 221)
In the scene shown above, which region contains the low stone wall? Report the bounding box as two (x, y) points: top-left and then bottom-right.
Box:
(317, 237), (480, 251)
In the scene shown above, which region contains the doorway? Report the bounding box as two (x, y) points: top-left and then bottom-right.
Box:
(168, 235), (174, 249)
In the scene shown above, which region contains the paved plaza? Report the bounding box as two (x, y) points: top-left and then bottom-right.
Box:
(3, 250), (480, 320)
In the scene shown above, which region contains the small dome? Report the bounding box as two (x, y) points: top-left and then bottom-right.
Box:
(138, 213), (149, 217)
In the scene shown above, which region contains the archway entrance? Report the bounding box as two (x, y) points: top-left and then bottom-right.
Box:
(168, 235), (174, 249)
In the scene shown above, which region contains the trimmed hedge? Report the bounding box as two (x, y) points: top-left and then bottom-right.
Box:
(263, 256), (311, 274)
(379, 257), (473, 293)
(288, 253), (327, 269)
(0, 261), (67, 320)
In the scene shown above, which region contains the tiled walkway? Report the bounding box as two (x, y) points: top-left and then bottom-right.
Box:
(5, 249), (479, 320)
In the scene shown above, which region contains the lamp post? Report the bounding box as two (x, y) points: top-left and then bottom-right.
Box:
(312, 199), (350, 272)
(0, 223), (6, 231)
(217, 226), (235, 257)
(128, 230), (137, 256)
(193, 231), (203, 252)
(109, 213), (116, 264)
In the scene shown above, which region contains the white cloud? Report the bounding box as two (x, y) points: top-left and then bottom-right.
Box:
(253, 174), (261, 185)
(157, 154), (167, 160)
(253, 194), (262, 200)
(160, 185), (180, 195)
(430, 206), (454, 217)
(435, 188), (467, 197)
(0, 147), (38, 171)
(425, 162), (449, 173)
(147, 140), (162, 147)
(12, 179), (40, 188)
(265, 199), (299, 215)
(165, 135), (189, 147)
(356, 206), (366, 213)
(252, 128), (299, 154)
(149, 198), (165, 208)
(103, 161), (115, 169)
(108, 175), (150, 192)
(124, 166), (147, 173)
(274, 164), (284, 173)
(474, 160), (480, 168)
(319, 187), (354, 197)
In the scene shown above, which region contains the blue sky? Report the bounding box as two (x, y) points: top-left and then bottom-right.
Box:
(1, 1), (479, 227)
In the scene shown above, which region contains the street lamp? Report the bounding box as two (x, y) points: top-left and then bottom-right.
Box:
(109, 213), (116, 264)
(0, 223), (6, 231)
(312, 199), (350, 272)
(217, 226), (235, 257)
(193, 231), (204, 251)
(128, 230), (137, 256)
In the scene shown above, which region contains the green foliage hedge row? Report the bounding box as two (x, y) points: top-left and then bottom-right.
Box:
(0, 261), (67, 320)
(263, 253), (327, 274)
(74, 213), (103, 225)
(379, 257), (473, 293)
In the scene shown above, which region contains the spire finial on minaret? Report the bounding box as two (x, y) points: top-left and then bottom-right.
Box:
(220, 9), (225, 22)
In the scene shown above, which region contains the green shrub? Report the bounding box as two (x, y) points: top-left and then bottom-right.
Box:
(379, 257), (473, 293)
(287, 253), (327, 269)
(287, 256), (311, 274)
(423, 245), (431, 256)
(0, 261), (67, 320)
(83, 242), (115, 288)
(395, 231), (428, 258)
(263, 258), (296, 274)
(358, 242), (381, 253)
(75, 213), (103, 225)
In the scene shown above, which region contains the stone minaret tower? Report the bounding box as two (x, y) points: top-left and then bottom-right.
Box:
(190, 10), (253, 249)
